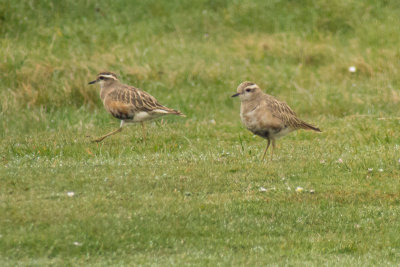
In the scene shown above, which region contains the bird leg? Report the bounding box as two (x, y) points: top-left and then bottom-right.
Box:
(92, 121), (124, 143)
(271, 139), (276, 160)
(261, 138), (271, 161)
(141, 122), (146, 141)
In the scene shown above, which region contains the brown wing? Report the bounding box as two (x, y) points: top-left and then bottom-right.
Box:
(131, 88), (172, 113)
(264, 96), (305, 129)
(126, 85), (184, 115)
(105, 85), (183, 120)
(264, 95), (321, 131)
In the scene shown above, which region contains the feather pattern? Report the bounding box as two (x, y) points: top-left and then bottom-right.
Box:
(235, 81), (321, 141)
(265, 95), (310, 130)
(89, 71), (185, 143)
(108, 84), (180, 114)
(233, 81), (321, 160)
(98, 74), (184, 123)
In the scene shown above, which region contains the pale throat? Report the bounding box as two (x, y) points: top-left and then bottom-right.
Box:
(99, 80), (105, 89)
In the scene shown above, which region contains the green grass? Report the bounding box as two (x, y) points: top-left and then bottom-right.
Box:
(1, 0), (400, 265)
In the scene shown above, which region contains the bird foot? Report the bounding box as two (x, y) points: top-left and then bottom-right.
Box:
(91, 137), (106, 143)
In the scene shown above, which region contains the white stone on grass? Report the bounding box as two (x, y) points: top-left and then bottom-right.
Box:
(349, 66), (356, 73)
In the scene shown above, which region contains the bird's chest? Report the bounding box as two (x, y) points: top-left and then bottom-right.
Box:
(240, 108), (260, 131)
(240, 104), (272, 131)
(240, 104), (288, 139)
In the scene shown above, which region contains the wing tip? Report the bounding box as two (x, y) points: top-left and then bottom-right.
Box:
(295, 119), (321, 132)
(173, 110), (186, 117)
(154, 108), (186, 117)
(303, 122), (322, 132)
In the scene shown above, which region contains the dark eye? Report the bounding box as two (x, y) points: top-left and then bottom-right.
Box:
(246, 88), (252, 92)
(99, 76), (104, 80)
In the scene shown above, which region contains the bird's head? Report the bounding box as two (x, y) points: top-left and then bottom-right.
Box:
(88, 72), (118, 87)
(231, 81), (261, 101)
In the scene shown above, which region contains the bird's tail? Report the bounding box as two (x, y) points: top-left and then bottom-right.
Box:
(164, 107), (186, 117)
(171, 109), (186, 117)
(156, 104), (186, 117)
(300, 121), (321, 132)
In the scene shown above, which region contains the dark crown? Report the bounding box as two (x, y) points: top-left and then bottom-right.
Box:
(97, 72), (118, 80)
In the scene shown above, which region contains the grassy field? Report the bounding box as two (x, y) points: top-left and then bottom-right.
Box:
(1, 0), (400, 265)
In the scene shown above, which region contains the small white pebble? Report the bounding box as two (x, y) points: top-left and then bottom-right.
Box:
(378, 168), (383, 172)
(67, 192), (75, 197)
(73, 242), (82, 246)
(368, 168), (373, 172)
(295, 187), (304, 193)
(337, 158), (343, 163)
(259, 187), (267, 192)
(349, 66), (356, 73)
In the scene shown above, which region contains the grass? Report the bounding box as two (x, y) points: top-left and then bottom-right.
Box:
(1, 0), (400, 265)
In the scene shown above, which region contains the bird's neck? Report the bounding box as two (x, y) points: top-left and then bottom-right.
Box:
(100, 80), (118, 101)
(240, 98), (259, 114)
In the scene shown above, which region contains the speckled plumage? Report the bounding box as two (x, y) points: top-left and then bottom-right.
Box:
(232, 81), (321, 160)
(89, 72), (185, 142)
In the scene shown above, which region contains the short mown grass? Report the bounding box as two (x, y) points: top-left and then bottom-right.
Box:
(1, 0), (400, 265)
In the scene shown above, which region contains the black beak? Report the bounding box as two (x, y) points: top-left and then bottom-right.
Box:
(231, 93), (240, 97)
(88, 80), (97, 85)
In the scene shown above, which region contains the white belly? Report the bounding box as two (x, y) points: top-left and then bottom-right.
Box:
(130, 111), (166, 122)
(132, 112), (157, 122)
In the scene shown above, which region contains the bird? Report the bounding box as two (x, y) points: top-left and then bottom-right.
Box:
(88, 72), (185, 142)
(232, 81), (321, 160)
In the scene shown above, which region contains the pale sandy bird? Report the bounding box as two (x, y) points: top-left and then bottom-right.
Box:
(89, 72), (185, 142)
(232, 81), (321, 160)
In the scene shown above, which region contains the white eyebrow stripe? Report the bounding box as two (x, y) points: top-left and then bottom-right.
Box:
(246, 84), (258, 89)
(99, 74), (117, 80)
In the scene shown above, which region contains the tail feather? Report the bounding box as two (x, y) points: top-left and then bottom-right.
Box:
(300, 121), (321, 132)
(171, 109), (186, 117)
(162, 107), (185, 117)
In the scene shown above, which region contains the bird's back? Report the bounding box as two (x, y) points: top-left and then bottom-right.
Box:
(240, 92), (320, 138)
(103, 83), (184, 121)
(262, 93), (321, 132)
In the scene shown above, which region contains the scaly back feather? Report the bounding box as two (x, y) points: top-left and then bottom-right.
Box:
(107, 84), (184, 115)
(264, 95), (320, 131)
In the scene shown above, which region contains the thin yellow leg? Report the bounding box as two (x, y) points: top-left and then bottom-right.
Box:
(271, 139), (276, 160)
(141, 122), (146, 141)
(261, 138), (271, 161)
(92, 121), (124, 143)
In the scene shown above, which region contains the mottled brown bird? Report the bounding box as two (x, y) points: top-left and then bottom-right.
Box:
(232, 81), (321, 160)
(89, 72), (185, 142)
